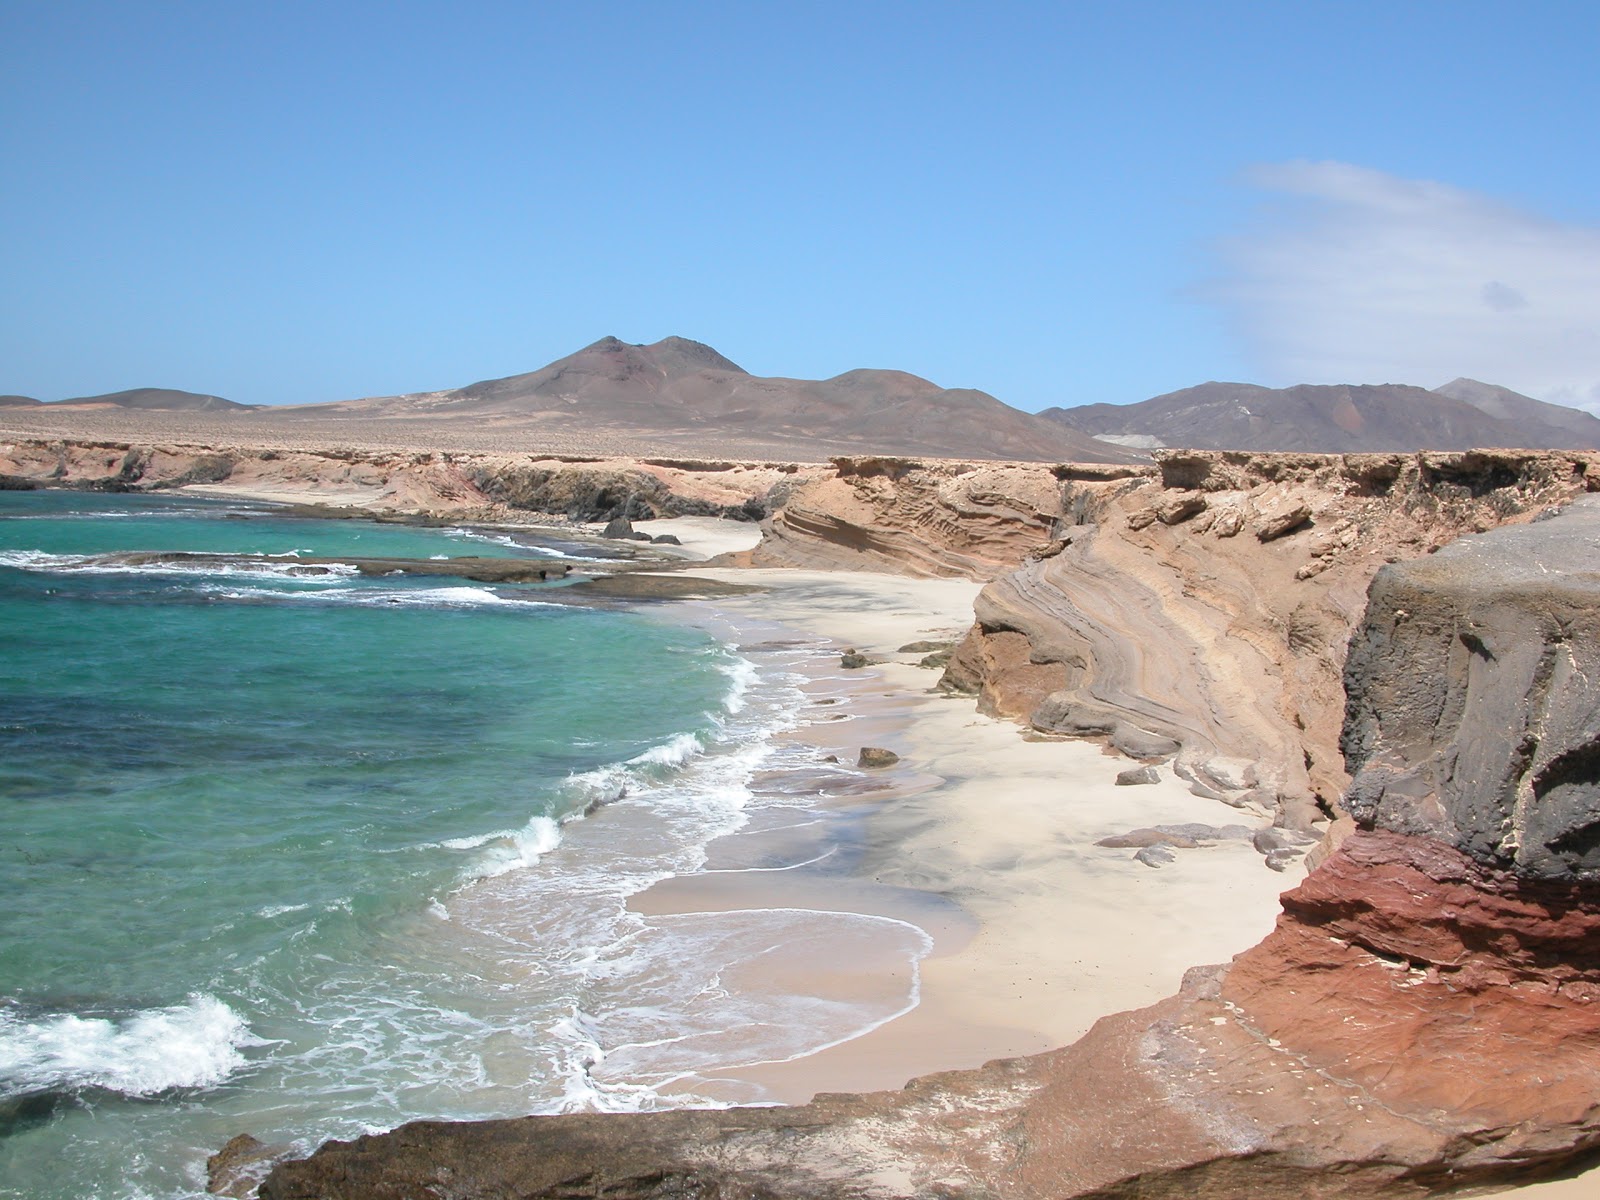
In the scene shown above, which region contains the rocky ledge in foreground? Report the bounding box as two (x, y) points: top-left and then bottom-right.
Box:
(250, 500), (1600, 1197)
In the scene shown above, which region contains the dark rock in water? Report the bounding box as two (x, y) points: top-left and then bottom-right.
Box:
(839, 650), (874, 669)
(650, 533), (682, 545)
(99, 551), (570, 584)
(1115, 765), (1160, 786)
(207, 1133), (291, 1198)
(857, 747), (899, 769)
(601, 516), (648, 540)
(0, 473), (42, 490)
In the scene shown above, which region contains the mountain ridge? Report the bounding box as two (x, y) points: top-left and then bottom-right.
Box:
(294, 335), (1135, 463)
(1040, 378), (1600, 452)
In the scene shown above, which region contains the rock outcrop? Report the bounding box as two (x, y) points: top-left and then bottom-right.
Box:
(0, 438), (813, 523)
(253, 486), (1600, 1200)
(753, 457), (1147, 579)
(943, 450), (1599, 825)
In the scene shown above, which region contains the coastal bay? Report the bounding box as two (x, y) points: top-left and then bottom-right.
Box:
(5, 442), (1597, 1200)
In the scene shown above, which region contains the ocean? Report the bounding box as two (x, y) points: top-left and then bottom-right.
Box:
(0, 491), (929, 1199)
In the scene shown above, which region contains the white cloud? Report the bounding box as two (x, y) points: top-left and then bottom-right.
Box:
(1211, 161), (1600, 412)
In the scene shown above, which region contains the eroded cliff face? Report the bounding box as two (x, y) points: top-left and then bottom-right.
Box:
(752, 456), (1147, 579)
(0, 437), (812, 522)
(942, 450), (1599, 829)
(251, 493), (1600, 1200)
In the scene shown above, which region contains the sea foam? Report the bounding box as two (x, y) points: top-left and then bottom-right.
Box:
(0, 994), (260, 1099)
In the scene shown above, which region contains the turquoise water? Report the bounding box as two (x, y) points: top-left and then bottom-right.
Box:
(0, 491), (834, 1199)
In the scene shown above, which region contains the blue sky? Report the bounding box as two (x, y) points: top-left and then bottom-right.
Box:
(3, 2), (1597, 410)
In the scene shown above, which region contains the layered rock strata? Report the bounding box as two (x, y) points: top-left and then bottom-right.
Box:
(943, 450), (1598, 827)
(253, 496), (1600, 1200)
(752, 456), (1147, 579)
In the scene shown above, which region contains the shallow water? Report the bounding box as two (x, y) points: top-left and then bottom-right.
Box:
(0, 492), (930, 1199)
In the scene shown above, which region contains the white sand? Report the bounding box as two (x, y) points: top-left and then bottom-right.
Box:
(621, 516), (765, 560)
(646, 565), (1301, 1102)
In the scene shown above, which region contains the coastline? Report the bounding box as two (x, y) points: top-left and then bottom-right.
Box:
(10, 475), (1596, 1197)
(627, 554), (1305, 1106)
(119, 487), (1314, 1105)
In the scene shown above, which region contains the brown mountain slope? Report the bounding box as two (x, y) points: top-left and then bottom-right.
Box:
(1041, 380), (1595, 452)
(50, 387), (253, 412)
(1434, 377), (1600, 448)
(293, 336), (1136, 463)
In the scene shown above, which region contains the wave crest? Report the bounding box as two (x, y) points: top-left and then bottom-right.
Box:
(0, 994), (260, 1099)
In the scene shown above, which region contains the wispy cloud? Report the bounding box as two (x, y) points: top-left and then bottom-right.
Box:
(1210, 161), (1600, 411)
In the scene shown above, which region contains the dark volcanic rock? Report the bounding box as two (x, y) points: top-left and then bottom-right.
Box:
(856, 747), (900, 769)
(601, 515), (649, 540)
(1341, 497), (1600, 879)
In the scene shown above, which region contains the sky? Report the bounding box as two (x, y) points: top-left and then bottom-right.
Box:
(3, 1), (1598, 412)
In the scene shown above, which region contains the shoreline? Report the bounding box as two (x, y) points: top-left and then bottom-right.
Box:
(629, 562), (1306, 1106)
(10, 481), (1595, 1196)
(27, 479), (1311, 1106)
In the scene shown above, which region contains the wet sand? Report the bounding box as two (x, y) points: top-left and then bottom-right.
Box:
(630, 565), (1303, 1105)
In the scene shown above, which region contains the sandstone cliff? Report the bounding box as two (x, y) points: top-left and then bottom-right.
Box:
(940, 451), (1599, 829)
(751, 456), (1145, 579)
(252, 496), (1600, 1200)
(748, 449), (1597, 831)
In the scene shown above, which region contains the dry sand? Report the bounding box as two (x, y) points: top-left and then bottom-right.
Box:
(631, 564), (1302, 1104)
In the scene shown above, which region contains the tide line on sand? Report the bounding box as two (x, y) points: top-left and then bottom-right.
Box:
(623, 566), (1304, 1105)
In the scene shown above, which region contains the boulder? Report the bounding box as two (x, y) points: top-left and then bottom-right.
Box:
(1115, 765), (1160, 786)
(1108, 723), (1181, 759)
(1156, 494), (1207, 525)
(856, 747), (900, 769)
(1254, 503), (1312, 541)
(1096, 829), (1199, 849)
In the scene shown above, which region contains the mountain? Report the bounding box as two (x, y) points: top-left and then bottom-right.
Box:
(301, 335), (1135, 463)
(50, 388), (254, 412)
(1040, 380), (1600, 452)
(0, 395), (43, 407)
(1433, 378), (1600, 448)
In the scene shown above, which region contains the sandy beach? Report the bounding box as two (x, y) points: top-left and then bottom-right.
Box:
(611, 546), (1304, 1105)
